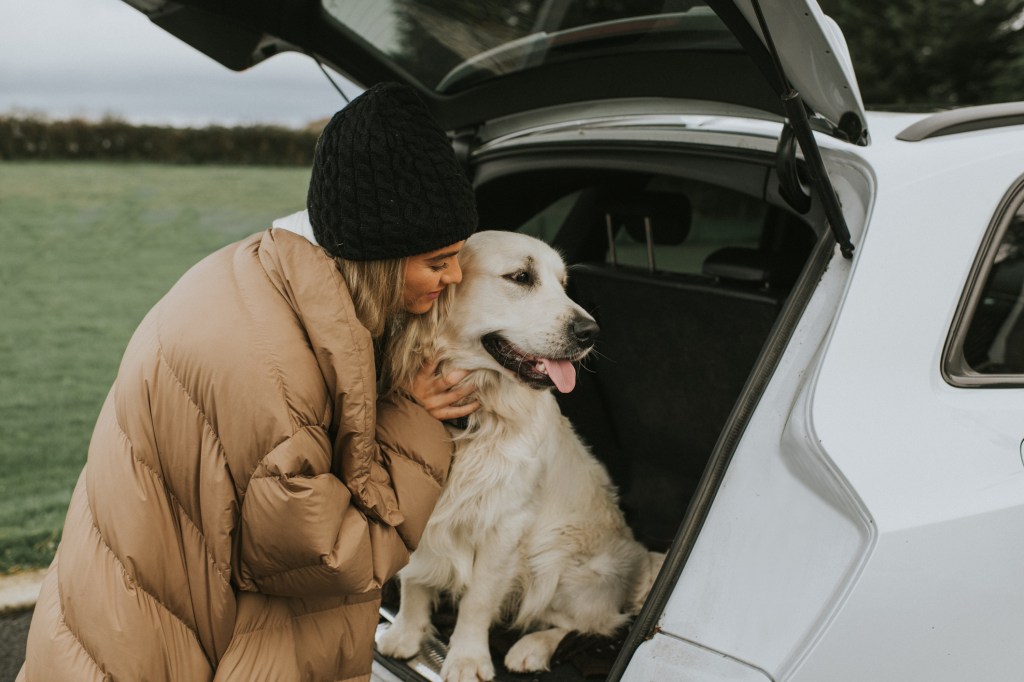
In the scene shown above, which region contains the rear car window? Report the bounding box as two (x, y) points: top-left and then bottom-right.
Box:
(606, 178), (764, 275)
(518, 178), (765, 277)
(320, 1), (736, 93)
(946, 183), (1024, 385)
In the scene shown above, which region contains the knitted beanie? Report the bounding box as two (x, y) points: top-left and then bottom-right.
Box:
(307, 82), (478, 261)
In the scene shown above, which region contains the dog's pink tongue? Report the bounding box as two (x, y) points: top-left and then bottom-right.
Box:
(542, 359), (577, 393)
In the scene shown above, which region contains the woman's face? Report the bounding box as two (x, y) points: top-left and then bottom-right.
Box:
(403, 240), (466, 314)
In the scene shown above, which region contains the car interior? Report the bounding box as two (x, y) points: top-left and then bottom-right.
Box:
(963, 212), (1024, 375)
(476, 156), (819, 543)
(379, 152), (826, 681)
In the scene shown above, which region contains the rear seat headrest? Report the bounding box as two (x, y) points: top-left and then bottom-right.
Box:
(603, 192), (692, 245)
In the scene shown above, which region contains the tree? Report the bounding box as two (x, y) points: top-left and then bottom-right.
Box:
(819, 0), (1024, 107)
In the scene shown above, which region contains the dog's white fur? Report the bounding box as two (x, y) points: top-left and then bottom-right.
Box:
(376, 231), (662, 682)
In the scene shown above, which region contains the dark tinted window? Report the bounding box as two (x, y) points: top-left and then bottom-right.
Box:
(514, 175), (813, 290)
(517, 179), (764, 276)
(962, 203), (1024, 375)
(603, 177), (764, 275)
(320, 1), (735, 93)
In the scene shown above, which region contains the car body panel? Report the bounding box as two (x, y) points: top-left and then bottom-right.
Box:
(653, 144), (872, 678)
(653, 120), (1024, 680)
(722, 0), (866, 140)
(621, 633), (772, 681)
(473, 98), (788, 150)
(792, 131), (1024, 680)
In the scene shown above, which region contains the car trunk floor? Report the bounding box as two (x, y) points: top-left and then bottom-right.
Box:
(377, 582), (629, 681)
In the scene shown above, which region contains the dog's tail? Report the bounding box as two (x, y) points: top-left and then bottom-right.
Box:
(628, 551), (666, 615)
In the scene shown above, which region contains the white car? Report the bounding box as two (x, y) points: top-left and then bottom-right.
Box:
(123, 1), (1024, 680)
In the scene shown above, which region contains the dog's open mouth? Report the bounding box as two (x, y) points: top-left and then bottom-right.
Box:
(481, 333), (584, 393)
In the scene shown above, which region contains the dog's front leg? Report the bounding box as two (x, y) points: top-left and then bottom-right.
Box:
(441, 540), (518, 682)
(376, 576), (435, 660)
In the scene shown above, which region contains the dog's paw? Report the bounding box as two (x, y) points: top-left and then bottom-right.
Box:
(504, 630), (560, 673)
(375, 621), (425, 660)
(440, 651), (495, 682)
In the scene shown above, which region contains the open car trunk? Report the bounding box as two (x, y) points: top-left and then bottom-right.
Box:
(376, 139), (832, 681)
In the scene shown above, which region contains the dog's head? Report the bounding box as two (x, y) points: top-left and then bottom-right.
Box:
(440, 230), (598, 393)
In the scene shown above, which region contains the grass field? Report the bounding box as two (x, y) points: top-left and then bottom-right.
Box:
(0, 161), (311, 572)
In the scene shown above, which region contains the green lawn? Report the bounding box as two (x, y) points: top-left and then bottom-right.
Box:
(0, 161), (311, 572)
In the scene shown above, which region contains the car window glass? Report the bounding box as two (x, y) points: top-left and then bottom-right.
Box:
(517, 191), (579, 244)
(607, 178), (764, 275)
(319, 1), (734, 93)
(514, 178), (773, 280)
(961, 202), (1024, 375)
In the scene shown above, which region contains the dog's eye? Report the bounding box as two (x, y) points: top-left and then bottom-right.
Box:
(504, 270), (532, 285)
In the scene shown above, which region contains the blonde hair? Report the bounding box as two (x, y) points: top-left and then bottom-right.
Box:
(335, 256), (454, 396)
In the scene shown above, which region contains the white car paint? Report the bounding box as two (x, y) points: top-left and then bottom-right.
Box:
(730, 0), (866, 135)
(629, 116), (1024, 681)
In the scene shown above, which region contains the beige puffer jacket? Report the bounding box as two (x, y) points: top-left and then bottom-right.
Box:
(18, 228), (452, 682)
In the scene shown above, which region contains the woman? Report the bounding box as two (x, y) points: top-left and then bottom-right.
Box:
(19, 83), (478, 681)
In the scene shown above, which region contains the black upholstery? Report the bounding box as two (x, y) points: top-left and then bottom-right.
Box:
(604, 191), (692, 245)
(558, 265), (783, 549)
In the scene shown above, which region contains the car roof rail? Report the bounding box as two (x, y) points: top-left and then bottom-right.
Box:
(896, 102), (1024, 142)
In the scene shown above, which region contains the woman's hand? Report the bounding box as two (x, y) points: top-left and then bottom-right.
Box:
(407, 358), (479, 422)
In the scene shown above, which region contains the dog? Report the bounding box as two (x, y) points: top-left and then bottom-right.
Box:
(376, 230), (663, 682)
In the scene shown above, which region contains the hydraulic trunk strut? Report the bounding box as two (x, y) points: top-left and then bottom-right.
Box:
(748, 0), (855, 258)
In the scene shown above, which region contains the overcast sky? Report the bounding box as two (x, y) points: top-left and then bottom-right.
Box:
(0, 0), (363, 127)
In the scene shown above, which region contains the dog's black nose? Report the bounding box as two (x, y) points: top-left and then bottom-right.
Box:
(570, 316), (600, 344)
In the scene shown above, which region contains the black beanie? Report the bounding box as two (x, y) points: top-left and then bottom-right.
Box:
(307, 82), (478, 261)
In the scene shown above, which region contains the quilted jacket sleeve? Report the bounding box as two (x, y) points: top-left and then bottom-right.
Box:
(375, 394), (453, 549)
(234, 396), (451, 598)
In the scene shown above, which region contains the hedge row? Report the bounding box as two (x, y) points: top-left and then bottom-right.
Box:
(0, 116), (320, 165)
